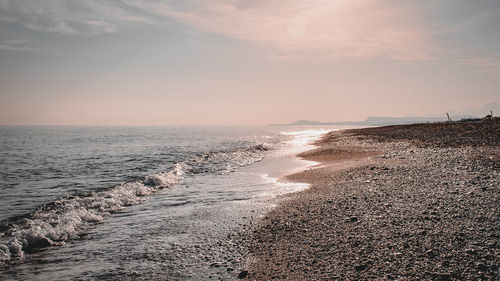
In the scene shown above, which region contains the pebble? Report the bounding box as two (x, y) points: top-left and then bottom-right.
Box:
(242, 125), (500, 280)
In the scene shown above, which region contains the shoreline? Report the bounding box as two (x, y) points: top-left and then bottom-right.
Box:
(241, 119), (499, 280)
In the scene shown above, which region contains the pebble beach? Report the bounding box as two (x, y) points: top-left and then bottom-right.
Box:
(241, 118), (500, 280)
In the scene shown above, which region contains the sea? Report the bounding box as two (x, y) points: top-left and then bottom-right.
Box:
(0, 125), (347, 280)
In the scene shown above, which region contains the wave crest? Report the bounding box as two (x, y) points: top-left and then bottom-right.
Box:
(0, 144), (270, 266)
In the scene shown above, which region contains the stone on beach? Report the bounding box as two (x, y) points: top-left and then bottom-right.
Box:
(241, 119), (500, 280)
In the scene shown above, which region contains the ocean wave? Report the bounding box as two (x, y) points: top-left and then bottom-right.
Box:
(186, 144), (270, 174)
(0, 164), (184, 264)
(0, 144), (270, 266)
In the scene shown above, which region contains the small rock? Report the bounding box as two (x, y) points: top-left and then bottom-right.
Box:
(431, 272), (451, 280)
(238, 270), (248, 279)
(354, 263), (368, 271)
(426, 249), (436, 258)
(476, 262), (487, 271)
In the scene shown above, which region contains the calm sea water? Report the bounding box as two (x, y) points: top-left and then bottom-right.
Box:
(0, 125), (343, 280)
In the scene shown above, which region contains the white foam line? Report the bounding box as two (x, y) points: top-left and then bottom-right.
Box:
(0, 165), (185, 264)
(0, 142), (274, 265)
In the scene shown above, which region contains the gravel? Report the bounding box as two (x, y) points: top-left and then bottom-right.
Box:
(240, 120), (500, 280)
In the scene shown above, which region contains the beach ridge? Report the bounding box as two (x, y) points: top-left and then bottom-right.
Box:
(242, 118), (500, 280)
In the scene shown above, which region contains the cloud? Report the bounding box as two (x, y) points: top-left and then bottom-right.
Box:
(0, 0), (151, 35)
(455, 57), (500, 75)
(0, 38), (40, 51)
(132, 0), (434, 61)
(0, 0), (435, 60)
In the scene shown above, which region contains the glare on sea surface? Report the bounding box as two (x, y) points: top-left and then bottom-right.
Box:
(280, 129), (332, 146)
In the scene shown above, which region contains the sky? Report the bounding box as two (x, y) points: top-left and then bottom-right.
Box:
(0, 0), (499, 126)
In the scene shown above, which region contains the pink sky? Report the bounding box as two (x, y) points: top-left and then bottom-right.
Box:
(0, 0), (499, 125)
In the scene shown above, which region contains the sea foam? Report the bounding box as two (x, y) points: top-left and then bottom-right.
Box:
(0, 144), (270, 265)
(0, 163), (184, 263)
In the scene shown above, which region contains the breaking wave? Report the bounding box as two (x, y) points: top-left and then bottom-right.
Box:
(0, 144), (270, 265)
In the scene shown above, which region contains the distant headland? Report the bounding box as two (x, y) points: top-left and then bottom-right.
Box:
(274, 102), (500, 126)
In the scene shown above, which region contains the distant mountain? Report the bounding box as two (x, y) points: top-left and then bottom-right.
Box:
(362, 116), (446, 125)
(274, 102), (499, 127)
(449, 102), (500, 118)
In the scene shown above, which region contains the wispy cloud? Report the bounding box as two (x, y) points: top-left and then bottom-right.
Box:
(455, 57), (500, 75)
(0, 38), (40, 51)
(0, 0), (152, 35)
(0, 0), (434, 60)
(131, 0), (435, 61)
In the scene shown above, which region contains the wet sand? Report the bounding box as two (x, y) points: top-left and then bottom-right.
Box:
(241, 118), (500, 280)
